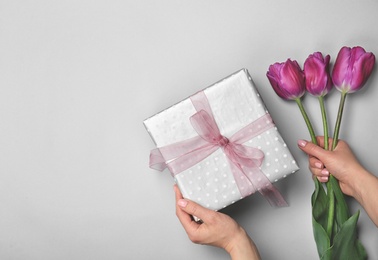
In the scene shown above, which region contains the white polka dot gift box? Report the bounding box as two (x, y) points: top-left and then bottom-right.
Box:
(144, 69), (299, 211)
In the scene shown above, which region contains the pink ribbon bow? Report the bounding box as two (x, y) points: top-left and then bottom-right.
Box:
(149, 91), (287, 207)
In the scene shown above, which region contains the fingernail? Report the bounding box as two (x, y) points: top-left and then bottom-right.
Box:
(178, 199), (188, 208)
(321, 169), (329, 176)
(297, 139), (307, 147)
(319, 176), (329, 182)
(315, 162), (322, 169)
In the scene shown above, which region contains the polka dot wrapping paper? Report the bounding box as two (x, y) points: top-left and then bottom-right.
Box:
(144, 69), (299, 211)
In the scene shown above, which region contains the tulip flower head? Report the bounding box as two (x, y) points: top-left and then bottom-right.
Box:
(267, 59), (306, 100)
(304, 52), (333, 97)
(332, 46), (375, 93)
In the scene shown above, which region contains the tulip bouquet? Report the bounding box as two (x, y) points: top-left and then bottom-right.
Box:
(267, 46), (375, 260)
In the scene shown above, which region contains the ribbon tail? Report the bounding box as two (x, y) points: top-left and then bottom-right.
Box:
(259, 184), (288, 207)
(240, 165), (288, 207)
(149, 148), (168, 171)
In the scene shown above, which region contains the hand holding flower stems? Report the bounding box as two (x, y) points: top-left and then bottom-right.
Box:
(297, 137), (378, 227)
(267, 46), (375, 260)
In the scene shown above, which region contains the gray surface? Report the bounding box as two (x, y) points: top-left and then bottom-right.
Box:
(0, 1), (377, 259)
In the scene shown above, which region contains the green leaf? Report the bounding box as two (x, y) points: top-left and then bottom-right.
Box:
(320, 248), (332, 260)
(312, 179), (332, 258)
(325, 180), (335, 242)
(312, 179), (329, 230)
(331, 211), (367, 260)
(330, 176), (350, 227)
(313, 216), (331, 260)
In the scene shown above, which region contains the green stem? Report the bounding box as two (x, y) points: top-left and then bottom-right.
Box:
(319, 96), (329, 150)
(332, 92), (347, 150)
(319, 96), (335, 242)
(295, 98), (317, 144)
(326, 92), (348, 243)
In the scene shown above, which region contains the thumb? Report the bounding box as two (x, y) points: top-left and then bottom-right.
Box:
(297, 139), (328, 160)
(178, 198), (213, 222)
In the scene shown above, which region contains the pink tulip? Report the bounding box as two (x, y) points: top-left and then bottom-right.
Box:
(332, 46), (375, 93)
(304, 52), (333, 96)
(267, 59), (306, 100)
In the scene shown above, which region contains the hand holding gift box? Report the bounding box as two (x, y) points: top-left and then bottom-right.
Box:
(144, 69), (299, 211)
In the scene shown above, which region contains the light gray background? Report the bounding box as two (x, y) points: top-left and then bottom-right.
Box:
(0, 1), (377, 259)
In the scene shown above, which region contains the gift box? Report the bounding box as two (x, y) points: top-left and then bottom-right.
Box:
(144, 69), (299, 211)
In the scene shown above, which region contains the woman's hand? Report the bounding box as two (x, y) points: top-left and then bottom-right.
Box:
(297, 137), (365, 197)
(298, 137), (378, 226)
(174, 185), (261, 260)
